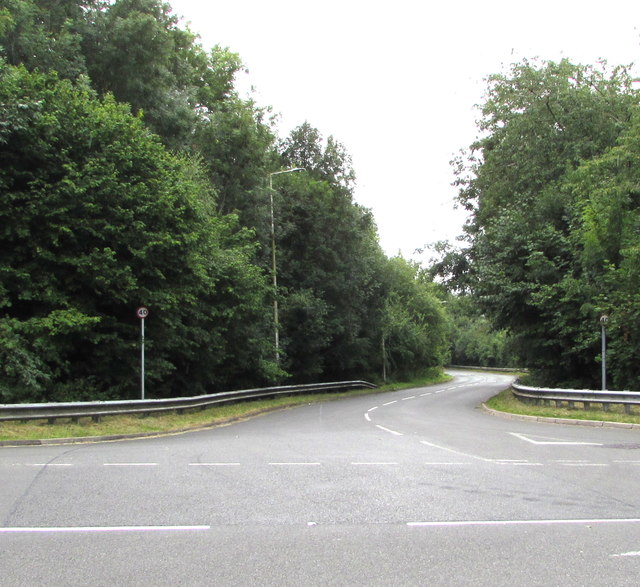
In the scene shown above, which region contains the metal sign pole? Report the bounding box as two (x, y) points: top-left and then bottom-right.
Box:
(141, 316), (145, 400)
(136, 307), (149, 400)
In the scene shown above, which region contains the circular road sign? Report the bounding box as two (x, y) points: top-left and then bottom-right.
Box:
(136, 307), (149, 319)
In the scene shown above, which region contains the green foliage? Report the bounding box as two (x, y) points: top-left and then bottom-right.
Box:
(0, 1), (452, 403)
(381, 257), (449, 381)
(454, 58), (640, 388)
(0, 63), (273, 401)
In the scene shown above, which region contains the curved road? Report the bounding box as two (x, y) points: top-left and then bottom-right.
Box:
(3, 370), (640, 585)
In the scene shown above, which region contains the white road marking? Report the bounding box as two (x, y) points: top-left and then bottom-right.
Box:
(509, 432), (602, 446)
(420, 440), (490, 462)
(188, 463), (240, 467)
(611, 551), (640, 558)
(420, 392), (433, 397)
(367, 406), (378, 412)
(268, 462), (321, 466)
(103, 463), (158, 467)
(351, 462), (398, 466)
(408, 518), (640, 528)
(402, 396), (416, 401)
(423, 462), (472, 466)
(0, 526), (210, 533)
(375, 425), (403, 436)
(383, 400), (398, 406)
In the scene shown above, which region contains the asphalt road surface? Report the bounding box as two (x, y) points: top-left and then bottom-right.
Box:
(3, 369), (640, 586)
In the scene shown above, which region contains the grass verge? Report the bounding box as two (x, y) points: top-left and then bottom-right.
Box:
(486, 388), (640, 425)
(0, 369), (451, 443)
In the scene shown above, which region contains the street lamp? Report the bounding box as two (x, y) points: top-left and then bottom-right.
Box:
(268, 167), (305, 363)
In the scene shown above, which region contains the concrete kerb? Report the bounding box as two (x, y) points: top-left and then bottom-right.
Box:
(481, 402), (640, 429)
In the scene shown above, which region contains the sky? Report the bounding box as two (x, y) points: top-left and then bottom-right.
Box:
(169, 0), (640, 261)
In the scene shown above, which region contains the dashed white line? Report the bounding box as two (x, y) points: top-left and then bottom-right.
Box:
(383, 400), (398, 406)
(364, 413), (372, 422)
(351, 462), (398, 466)
(103, 463), (158, 467)
(188, 463), (240, 467)
(26, 464), (73, 467)
(268, 462), (321, 466)
(375, 424), (403, 436)
(402, 396), (416, 401)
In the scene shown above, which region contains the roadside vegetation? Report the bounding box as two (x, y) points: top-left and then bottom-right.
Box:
(486, 388), (640, 426)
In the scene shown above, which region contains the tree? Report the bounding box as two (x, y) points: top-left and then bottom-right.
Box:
(0, 63), (274, 401)
(454, 58), (639, 386)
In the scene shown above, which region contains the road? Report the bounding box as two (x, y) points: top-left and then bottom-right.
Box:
(2, 370), (640, 585)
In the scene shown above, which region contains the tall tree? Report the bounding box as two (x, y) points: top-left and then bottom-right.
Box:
(455, 58), (639, 386)
(0, 64), (274, 401)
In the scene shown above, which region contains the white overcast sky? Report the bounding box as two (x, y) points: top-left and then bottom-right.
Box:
(169, 0), (640, 261)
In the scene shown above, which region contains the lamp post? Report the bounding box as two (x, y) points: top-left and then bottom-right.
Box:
(268, 167), (304, 363)
(600, 314), (609, 391)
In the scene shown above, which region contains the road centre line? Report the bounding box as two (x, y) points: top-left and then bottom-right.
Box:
(351, 462), (398, 466)
(383, 400), (397, 406)
(402, 396), (416, 401)
(188, 463), (240, 467)
(268, 462), (321, 466)
(103, 463), (158, 467)
(364, 413), (371, 421)
(408, 518), (640, 528)
(0, 525), (210, 534)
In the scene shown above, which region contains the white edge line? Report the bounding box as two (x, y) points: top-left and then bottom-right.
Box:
(0, 526), (211, 533)
(408, 518), (640, 528)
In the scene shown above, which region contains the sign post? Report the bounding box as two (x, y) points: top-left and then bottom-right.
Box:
(600, 314), (608, 391)
(136, 307), (149, 399)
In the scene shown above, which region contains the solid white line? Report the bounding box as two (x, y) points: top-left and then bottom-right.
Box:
(375, 425), (403, 436)
(408, 518), (640, 528)
(0, 525), (210, 533)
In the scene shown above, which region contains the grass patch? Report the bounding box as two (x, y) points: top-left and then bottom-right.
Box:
(0, 370), (450, 443)
(486, 388), (640, 425)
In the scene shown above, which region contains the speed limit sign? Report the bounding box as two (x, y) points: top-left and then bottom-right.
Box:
(136, 306), (149, 319)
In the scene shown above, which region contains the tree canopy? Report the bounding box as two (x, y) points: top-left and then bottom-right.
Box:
(0, 0), (449, 402)
(451, 58), (640, 388)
